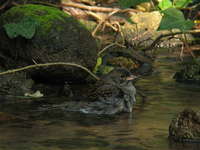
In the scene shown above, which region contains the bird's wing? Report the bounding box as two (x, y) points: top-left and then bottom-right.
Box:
(87, 82), (120, 101)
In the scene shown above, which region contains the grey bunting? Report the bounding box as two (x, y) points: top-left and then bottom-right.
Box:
(79, 68), (137, 115)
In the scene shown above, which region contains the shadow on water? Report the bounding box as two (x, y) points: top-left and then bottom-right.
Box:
(0, 53), (200, 150)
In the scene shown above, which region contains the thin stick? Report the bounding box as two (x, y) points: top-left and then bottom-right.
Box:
(183, 33), (195, 57)
(98, 43), (125, 56)
(62, 2), (120, 12)
(61, 2), (140, 13)
(142, 29), (200, 52)
(0, 62), (100, 81)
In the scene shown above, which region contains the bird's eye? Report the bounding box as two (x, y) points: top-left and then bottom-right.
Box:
(121, 74), (126, 78)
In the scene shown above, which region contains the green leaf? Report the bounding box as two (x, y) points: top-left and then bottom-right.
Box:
(173, 0), (193, 8)
(158, 8), (194, 31)
(93, 57), (103, 73)
(20, 17), (39, 39)
(3, 23), (19, 38)
(3, 16), (39, 39)
(158, 0), (173, 10)
(93, 57), (114, 75)
(118, 0), (150, 8)
(181, 20), (195, 30)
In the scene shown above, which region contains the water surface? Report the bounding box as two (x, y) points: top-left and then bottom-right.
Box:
(0, 54), (199, 150)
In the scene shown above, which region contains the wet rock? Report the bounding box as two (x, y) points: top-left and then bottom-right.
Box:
(174, 59), (200, 84)
(169, 109), (200, 142)
(0, 72), (34, 96)
(0, 4), (98, 83)
(32, 82), (73, 97)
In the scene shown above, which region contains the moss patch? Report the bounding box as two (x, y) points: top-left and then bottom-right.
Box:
(169, 109), (200, 142)
(1, 4), (78, 37)
(0, 4), (98, 83)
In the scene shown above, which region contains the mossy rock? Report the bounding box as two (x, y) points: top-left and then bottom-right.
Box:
(169, 109), (200, 142)
(0, 4), (98, 83)
(174, 59), (200, 84)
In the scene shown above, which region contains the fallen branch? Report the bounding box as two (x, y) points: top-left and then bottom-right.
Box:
(0, 62), (100, 81)
(61, 2), (140, 13)
(142, 29), (200, 52)
(98, 42), (125, 56)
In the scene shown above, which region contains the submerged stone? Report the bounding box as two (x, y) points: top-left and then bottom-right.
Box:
(169, 109), (200, 142)
(174, 59), (200, 84)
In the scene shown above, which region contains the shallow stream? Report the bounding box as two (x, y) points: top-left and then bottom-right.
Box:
(0, 54), (199, 150)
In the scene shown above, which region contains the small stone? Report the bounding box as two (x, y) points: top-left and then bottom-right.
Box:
(169, 109), (200, 142)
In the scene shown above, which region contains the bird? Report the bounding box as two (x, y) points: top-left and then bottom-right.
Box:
(78, 68), (137, 115)
(37, 68), (137, 115)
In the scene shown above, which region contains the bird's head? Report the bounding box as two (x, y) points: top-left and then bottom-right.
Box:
(104, 68), (138, 84)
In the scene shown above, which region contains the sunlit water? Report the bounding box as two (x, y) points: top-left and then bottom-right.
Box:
(0, 54), (200, 150)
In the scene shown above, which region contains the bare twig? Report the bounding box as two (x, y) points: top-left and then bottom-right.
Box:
(98, 43), (125, 56)
(61, 2), (140, 13)
(142, 29), (200, 52)
(179, 42), (184, 61)
(62, 1), (138, 41)
(183, 33), (195, 57)
(181, 3), (200, 10)
(0, 62), (100, 81)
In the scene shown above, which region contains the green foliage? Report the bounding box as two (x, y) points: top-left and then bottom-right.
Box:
(158, 0), (193, 10)
(118, 0), (150, 8)
(158, 8), (194, 31)
(1, 4), (72, 38)
(158, 0), (172, 10)
(93, 57), (103, 73)
(118, 0), (194, 31)
(3, 16), (39, 39)
(93, 57), (114, 75)
(158, 0), (194, 31)
(173, 0), (193, 8)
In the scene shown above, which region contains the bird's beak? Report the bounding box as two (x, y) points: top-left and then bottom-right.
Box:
(125, 75), (137, 81)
